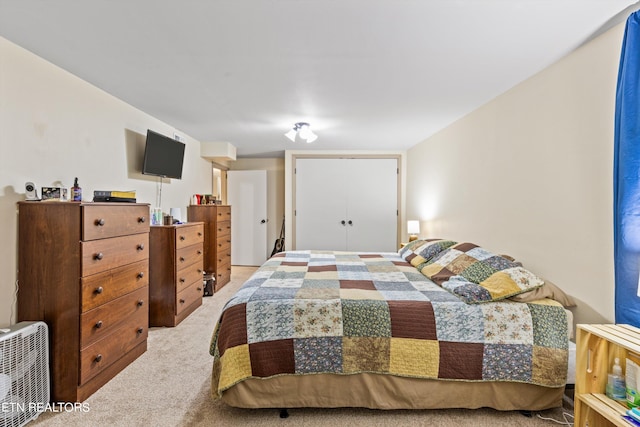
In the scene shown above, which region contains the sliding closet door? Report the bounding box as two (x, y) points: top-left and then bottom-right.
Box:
(345, 158), (397, 252)
(295, 157), (398, 252)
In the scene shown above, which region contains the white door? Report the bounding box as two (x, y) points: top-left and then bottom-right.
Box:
(295, 158), (348, 250)
(295, 158), (398, 252)
(228, 170), (268, 266)
(345, 158), (397, 252)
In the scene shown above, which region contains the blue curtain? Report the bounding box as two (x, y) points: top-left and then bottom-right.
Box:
(615, 11), (640, 326)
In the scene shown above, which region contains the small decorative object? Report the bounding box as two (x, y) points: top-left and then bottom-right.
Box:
(407, 220), (420, 241)
(170, 208), (182, 223)
(41, 187), (62, 201)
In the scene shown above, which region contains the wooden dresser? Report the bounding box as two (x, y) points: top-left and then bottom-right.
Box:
(187, 205), (231, 291)
(149, 223), (204, 327)
(17, 202), (150, 402)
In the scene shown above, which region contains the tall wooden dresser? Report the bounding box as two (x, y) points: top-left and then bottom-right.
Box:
(149, 223), (204, 327)
(187, 205), (231, 291)
(17, 202), (150, 402)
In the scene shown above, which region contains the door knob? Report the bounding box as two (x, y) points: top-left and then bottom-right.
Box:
(261, 219), (266, 224)
(341, 220), (346, 225)
(348, 220), (353, 225)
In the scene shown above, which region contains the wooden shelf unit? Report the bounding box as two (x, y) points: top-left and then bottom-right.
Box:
(575, 324), (640, 427)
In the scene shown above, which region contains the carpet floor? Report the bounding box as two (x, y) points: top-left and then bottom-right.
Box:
(30, 266), (573, 426)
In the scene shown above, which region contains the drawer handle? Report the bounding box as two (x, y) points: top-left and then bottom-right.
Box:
(95, 320), (103, 329)
(198, 232), (203, 236)
(197, 250), (202, 255)
(137, 300), (144, 307)
(180, 235), (186, 241)
(227, 267), (231, 271)
(179, 278), (186, 283)
(137, 272), (145, 279)
(137, 243), (145, 251)
(139, 216), (146, 223)
(226, 239), (231, 243)
(197, 287), (202, 291)
(94, 286), (104, 294)
(197, 269), (203, 274)
(218, 228), (222, 232)
(95, 218), (105, 226)
(137, 327), (144, 335)
(179, 299), (185, 304)
(180, 257), (185, 262)
(95, 354), (103, 363)
(94, 252), (104, 261)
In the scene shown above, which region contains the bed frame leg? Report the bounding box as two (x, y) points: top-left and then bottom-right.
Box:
(519, 410), (532, 417)
(279, 408), (289, 418)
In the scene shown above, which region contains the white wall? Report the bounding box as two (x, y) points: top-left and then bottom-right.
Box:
(0, 37), (213, 327)
(405, 23), (625, 325)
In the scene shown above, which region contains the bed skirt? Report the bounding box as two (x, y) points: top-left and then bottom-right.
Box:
(217, 372), (564, 411)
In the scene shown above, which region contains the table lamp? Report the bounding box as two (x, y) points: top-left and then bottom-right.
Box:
(407, 220), (420, 242)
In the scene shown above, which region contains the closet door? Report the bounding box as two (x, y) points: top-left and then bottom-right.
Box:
(295, 158), (348, 250)
(294, 157), (398, 252)
(345, 158), (397, 252)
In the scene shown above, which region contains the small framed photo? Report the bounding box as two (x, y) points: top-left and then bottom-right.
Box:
(41, 187), (63, 201)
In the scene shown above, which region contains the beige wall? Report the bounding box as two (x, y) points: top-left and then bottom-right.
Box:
(406, 23), (625, 325)
(0, 37), (213, 327)
(229, 158), (285, 256)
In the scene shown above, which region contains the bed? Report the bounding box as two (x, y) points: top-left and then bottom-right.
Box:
(209, 239), (572, 411)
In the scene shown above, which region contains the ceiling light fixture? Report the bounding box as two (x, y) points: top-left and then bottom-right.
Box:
(285, 122), (318, 143)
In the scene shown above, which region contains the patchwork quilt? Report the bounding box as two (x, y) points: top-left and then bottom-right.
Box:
(210, 250), (568, 398)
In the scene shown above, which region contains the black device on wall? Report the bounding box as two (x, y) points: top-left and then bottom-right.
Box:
(142, 129), (186, 179)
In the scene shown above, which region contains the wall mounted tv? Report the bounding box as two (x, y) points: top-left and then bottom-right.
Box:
(142, 129), (186, 179)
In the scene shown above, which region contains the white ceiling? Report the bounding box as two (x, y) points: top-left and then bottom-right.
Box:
(0, 1), (637, 157)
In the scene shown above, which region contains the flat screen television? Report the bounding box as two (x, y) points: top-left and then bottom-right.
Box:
(142, 129), (186, 179)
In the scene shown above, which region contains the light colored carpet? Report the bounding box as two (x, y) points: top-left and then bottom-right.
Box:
(31, 266), (573, 426)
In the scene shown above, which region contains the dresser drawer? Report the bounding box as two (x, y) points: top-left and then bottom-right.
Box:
(216, 264), (231, 288)
(176, 281), (202, 316)
(175, 224), (204, 249)
(82, 205), (150, 241)
(176, 262), (204, 294)
(81, 260), (148, 311)
(176, 243), (204, 269)
(216, 206), (231, 221)
(216, 235), (231, 254)
(215, 220), (231, 238)
(81, 233), (149, 277)
(79, 308), (148, 385)
(80, 286), (148, 348)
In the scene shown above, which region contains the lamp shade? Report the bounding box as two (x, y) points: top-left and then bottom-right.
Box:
(407, 220), (420, 235)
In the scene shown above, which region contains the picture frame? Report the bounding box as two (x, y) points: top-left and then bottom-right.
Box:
(41, 187), (69, 201)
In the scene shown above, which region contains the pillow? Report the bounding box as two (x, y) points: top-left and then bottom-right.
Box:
(508, 278), (577, 307)
(419, 242), (544, 303)
(399, 239), (457, 268)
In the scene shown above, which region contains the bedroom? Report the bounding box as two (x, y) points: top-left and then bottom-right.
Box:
(0, 1), (637, 425)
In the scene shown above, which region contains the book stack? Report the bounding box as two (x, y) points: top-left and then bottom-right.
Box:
(93, 190), (136, 203)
